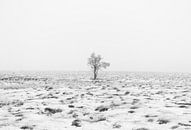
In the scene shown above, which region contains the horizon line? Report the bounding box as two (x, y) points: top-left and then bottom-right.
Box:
(0, 70), (190, 74)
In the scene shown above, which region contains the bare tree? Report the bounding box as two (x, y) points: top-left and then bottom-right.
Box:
(88, 53), (110, 80)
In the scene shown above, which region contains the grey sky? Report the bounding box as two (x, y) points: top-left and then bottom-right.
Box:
(0, 0), (191, 72)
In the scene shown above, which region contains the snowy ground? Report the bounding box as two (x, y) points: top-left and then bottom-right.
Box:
(0, 71), (191, 130)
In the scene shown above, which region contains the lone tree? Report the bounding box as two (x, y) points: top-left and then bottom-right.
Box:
(88, 53), (110, 80)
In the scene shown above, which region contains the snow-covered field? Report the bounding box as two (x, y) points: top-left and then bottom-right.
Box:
(0, 71), (191, 130)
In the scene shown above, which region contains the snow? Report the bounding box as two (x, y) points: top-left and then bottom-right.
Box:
(0, 72), (191, 130)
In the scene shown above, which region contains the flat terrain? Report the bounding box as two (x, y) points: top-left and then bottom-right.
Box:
(0, 71), (191, 130)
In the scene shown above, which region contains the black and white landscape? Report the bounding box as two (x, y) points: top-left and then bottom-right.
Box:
(1, 0), (191, 130)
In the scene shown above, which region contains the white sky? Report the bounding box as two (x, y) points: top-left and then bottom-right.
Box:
(0, 0), (191, 72)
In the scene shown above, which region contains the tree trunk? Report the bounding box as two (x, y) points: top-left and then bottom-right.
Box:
(93, 66), (97, 80)
(93, 72), (97, 80)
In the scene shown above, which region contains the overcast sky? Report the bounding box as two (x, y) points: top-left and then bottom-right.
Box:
(0, 0), (191, 72)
